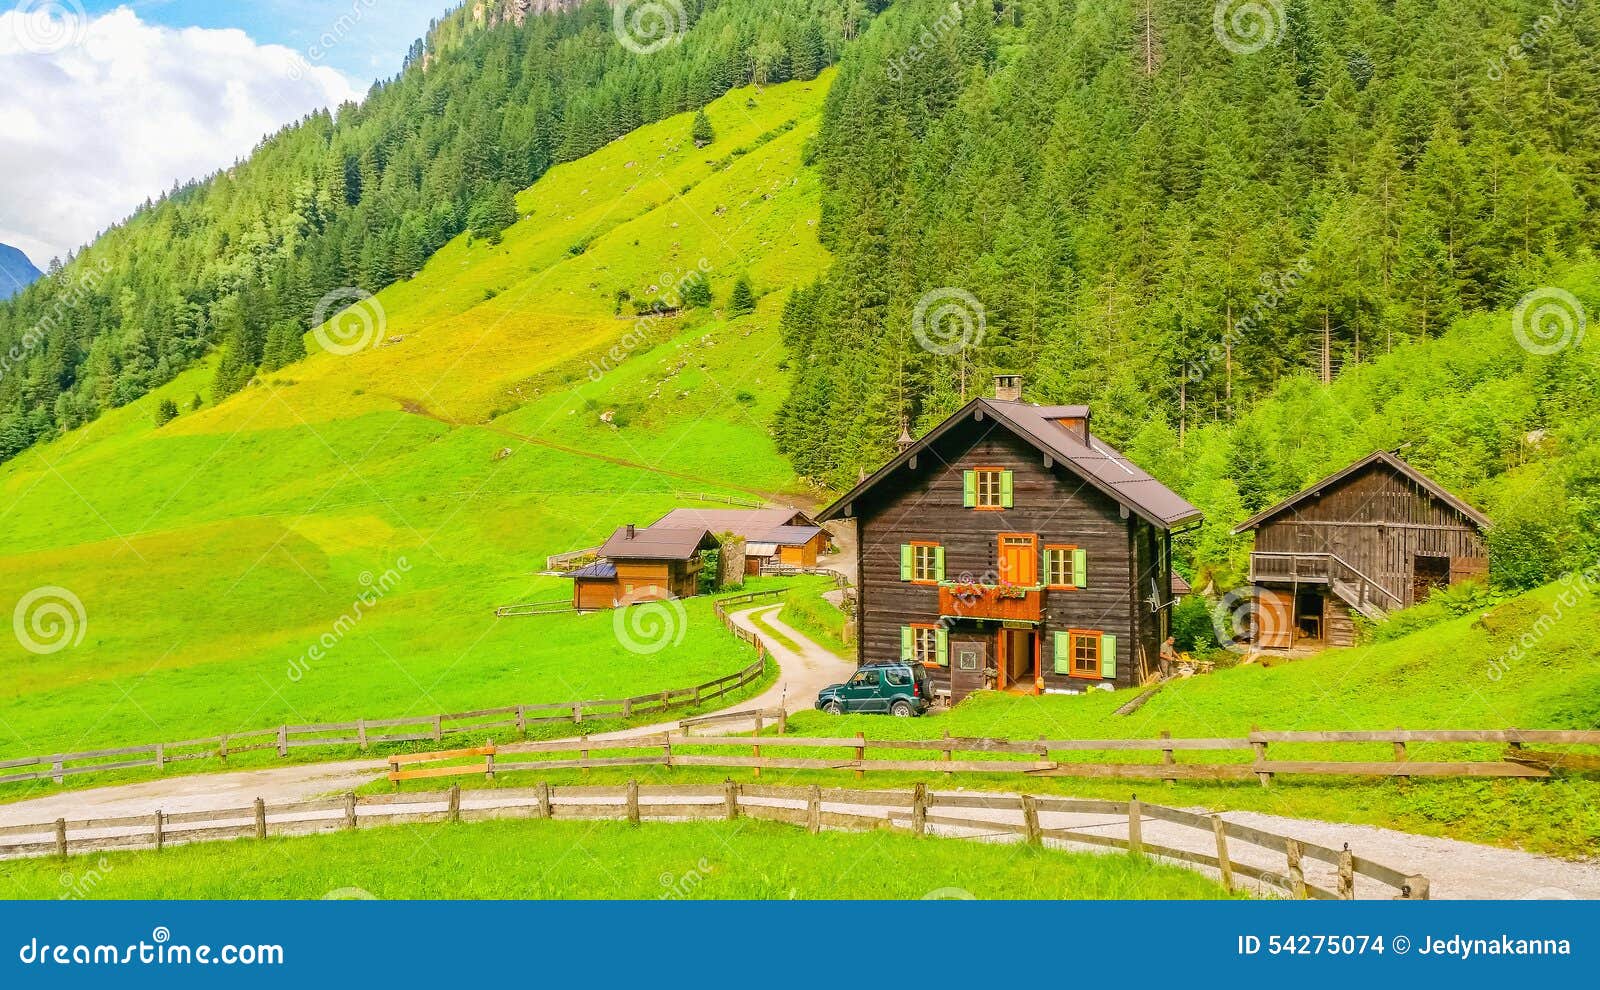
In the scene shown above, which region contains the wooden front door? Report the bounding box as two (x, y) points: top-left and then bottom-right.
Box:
(950, 639), (988, 704)
(997, 533), (1038, 585)
(1255, 589), (1294, 649)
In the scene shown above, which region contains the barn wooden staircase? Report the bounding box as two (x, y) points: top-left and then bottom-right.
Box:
(1330, 578), (1390, 621)
(1249, 551), (1402, 621)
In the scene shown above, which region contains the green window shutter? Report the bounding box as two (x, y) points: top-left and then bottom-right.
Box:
(1073, 548), (1087, 588)
(1100, 634), (1117, 679)
(936, 628), (949, 667)
(900, 626), (914, 660)
(962, 470), (977, 508)
(900, 544), (913, 581)
(1000, 470), (1015, 508)
(934, 546), (945, 581)
(1053, 632), (1071, 674)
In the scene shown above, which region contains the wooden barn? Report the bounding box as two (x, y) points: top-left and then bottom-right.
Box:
(652, 508), (828, 574)
(569, 525), (720, 610)
(817, 377), (1202, 702)
(1234, 451), (1491, 649)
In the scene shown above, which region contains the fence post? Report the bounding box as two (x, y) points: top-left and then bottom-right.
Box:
(54, 818), (67, 859)
(626, 779), (640, 825)
(621, 698), (632, 719)
(1211, 815), (1233, 891)
(1249, 723), (1271, 787)
(1400, 875), (1430, 900)
(448, 783), (461, 823)
(537, 781), (552, 819)
(1127, 797), (1143, 855)
(662, 738), (673, 769)
(1338, 843), (1355, 900)
(572, 704), (582, 725)
(357, 719), (368, 751)
(485, 746), (496, 782)
(854, 731), (866, 780)
(344, 792), (357, 830)
(1159, 730), (1174, 785)
(1393, 727), (1408, 783)
(581, 736), (590, 778)
(153, 810), (165, 852)
(912, 783), (928, 836)
(777, 708), (787, 735)
(807, 785), (822, 834)
(154, 743), (165, 771)
(724, 779), (739, 821)
(515, 705), (527, 737)
(219, 734), (229, 762)
(1286, 838), (1307, 899)
(254, 798), (267, 839)
(1021, 795), (1042, 845)
(432, 715), (443, 742)
(277, 726), (288, 758)
(942, 729), (953, 776)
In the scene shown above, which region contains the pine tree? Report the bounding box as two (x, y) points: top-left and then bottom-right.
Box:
(728, 275), (756, 316)
(692, 108), (715, 148)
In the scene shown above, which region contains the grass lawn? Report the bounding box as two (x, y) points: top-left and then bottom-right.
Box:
(0, 77), (833, 768)
(775, 583), (853, 658)
(0, 818), (1234, 900)
(406, 583), (1600, 859)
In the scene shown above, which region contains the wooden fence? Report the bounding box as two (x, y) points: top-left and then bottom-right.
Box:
(393, 727), (1600, 784)
(494, 599), (577, 617)
(0, 657), (766, 788)
(0, 781), (1427, 899)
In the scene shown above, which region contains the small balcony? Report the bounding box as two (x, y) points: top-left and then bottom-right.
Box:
(938, 583), (1044, 623)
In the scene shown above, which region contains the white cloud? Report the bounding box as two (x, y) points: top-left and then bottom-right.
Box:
(0, 6), (361, 265)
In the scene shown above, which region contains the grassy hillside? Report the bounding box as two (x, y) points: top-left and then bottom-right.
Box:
(0, 76), (832, 767)
(0, 818), (1232, 900)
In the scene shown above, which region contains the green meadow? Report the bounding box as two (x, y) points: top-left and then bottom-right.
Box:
(0, 818), (1233, 900)
(0, 77), (832, 767)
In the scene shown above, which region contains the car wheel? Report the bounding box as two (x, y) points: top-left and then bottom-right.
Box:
(891, 700), (913, 717)
(823, 701), (843, 715)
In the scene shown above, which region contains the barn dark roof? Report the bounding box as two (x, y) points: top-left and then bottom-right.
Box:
(816, 397), (1202, 530)
(1232, 450), (1492, 534)
(651, 507), (811, 539)
(599, 526), (717, 560)
(761, 525), (823, 546)
(569, 560), (617, 580)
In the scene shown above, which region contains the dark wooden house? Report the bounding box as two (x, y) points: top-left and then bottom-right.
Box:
(817, 380), (1202, 702)
(570, 525), (719, 610)
(1233, 451), (1491, 649)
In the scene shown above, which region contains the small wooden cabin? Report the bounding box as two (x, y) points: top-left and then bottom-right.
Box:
(1234, 451), (1491, 649)
(569, 525), (719, 610)
(652, 508), (827, 574)
(817, 379), (1202, 702)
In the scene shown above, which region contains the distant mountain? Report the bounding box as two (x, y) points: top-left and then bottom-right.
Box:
(0, 244), (41, 300)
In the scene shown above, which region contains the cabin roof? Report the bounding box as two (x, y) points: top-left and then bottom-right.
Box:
(1232, 450), (1492, 534)
(816, 397), (1202, 530)
(599, 526), (717, 560)
(569, 560), (617, 580)
(761, 524), (823, 546)
(651, 507), (810, 540)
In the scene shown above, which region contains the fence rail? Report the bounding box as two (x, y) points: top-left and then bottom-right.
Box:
(0, 655), (768, 789)
(494, 599), (577, 617)
(0, 782), (1427, 899)
(431, 727), (1598, 784)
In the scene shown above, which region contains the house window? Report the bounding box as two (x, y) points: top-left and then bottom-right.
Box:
(964, 468), (1013, 509)
(912, 543), (940, 583)
(1069, 630), (1101, 679)
(903, 624), (946, 667)
(1044, 546), (1076, 589)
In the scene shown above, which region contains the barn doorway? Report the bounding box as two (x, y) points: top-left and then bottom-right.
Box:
(1412, 554), (1450, 604)
(997, 627), (1038, 693)
(1295, 590), (1326, 644)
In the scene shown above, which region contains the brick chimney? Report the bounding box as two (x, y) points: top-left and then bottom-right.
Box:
(993, 374), (1023, 402)
(626, 524), (636, 539)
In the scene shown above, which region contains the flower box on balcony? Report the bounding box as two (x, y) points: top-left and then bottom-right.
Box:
(938, 582), (1044, 622)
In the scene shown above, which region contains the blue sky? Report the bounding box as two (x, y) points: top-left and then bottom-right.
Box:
(80, 0), (445, 83)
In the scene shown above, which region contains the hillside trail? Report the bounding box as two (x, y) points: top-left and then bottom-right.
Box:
(0, 604), (840, 826)
(392, 397), (814, 508)
(2, 607), (1597, 896)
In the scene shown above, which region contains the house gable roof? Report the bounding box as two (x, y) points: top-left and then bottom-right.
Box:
(1232, 450), (1492, 534)
(599, 526), (718, 560)
(816, 397), (1202, 530)
(651, 507), (811, 540)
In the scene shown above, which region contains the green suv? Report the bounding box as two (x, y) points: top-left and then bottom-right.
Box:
(815, 661), (931, 717)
